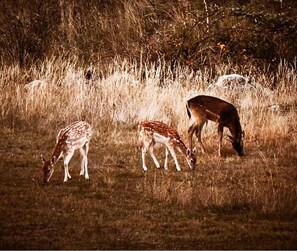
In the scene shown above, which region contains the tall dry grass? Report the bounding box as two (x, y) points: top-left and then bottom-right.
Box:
(1, 57), (295, 134)
(0, 56), (296, 214)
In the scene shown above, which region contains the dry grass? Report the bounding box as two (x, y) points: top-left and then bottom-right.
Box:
(0, 57), (297, 249)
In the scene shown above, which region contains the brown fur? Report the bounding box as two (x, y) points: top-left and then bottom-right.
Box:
(186, 95), (244, 157)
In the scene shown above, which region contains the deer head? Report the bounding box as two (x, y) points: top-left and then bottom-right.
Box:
(228, 130), (244, 156)
(186, 147), (197, 170)
(41, 155), (56, 183)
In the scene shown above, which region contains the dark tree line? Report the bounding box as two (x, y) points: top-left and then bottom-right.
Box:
(0, 0), (296, 70)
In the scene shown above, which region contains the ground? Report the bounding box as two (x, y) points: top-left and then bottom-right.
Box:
(0, 128), (296, 249)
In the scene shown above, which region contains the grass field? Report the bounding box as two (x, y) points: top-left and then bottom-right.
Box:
(0, 58), (297, 249)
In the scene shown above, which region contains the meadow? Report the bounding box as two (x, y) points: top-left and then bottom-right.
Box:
(0, 57), (297, 249)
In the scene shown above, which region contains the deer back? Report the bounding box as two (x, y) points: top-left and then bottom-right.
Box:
(187, 95), (240, 125)
(57, 121), (92, 151)
(140, 121), (180, 139)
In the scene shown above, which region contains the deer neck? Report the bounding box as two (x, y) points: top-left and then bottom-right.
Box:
(229, 119), (242, 141)
(174, 139), (188, 157)
(50, 140), (64, 164)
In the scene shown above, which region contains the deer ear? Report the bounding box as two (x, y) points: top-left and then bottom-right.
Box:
(227, 135), (233, 142)
(187, 147), (197, 155)
(187, 149), (191, 156)
(41, 154), (46, 163)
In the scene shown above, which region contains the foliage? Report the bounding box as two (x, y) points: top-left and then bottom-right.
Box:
(0, 0), (296, 69)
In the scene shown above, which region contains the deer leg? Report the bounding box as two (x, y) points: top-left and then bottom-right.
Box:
(164, 146), (169, 170)
(79, 148), (85, 176)
(195, 122), (206, 153)
(141, 141), (150, 172)
(218, 124), (224, 157)
(63, 150), (74, 182)
(79, 142), (89, 179)
(84, 141), (89, 179)
(149, 142), (161, 169)
(167, 146), (181, 172)
(188, 123), (197, 151)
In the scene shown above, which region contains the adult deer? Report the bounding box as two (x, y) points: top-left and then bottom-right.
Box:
(139, 121), (196, 172)
(186, 95), (244, 157)
(41, 121), (92, 183)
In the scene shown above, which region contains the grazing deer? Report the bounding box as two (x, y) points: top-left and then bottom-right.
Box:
(139, 121), (196, 172)
(41, 121), (92, 183)
(186, 95), (244, 157)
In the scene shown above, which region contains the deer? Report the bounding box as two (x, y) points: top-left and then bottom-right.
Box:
(139, 121), (197, 172)
(41, 121), (92, 183)
(186, 95), (244, 157)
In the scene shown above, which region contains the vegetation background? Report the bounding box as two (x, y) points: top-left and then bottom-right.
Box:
(0, 0), (296, 249)
(1, 0), (297, 69)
